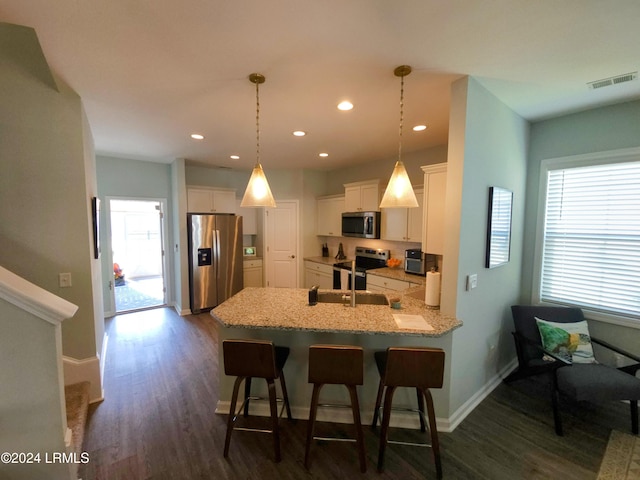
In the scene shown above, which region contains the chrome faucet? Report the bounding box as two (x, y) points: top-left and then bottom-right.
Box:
(350, 260), (356, 307)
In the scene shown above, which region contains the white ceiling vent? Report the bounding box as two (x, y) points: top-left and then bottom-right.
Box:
(588, 72), (638, 90)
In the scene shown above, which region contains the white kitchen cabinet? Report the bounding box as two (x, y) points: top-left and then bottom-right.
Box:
(187, 187), (236, 214)
(343, 180), (381, 212)
(243, 258), (263, 287)
(366, 273), (416, 292)
(380, 188), (423, 242)
(316, 195), (344, 236)
(304, 261), (333, 289)
(421, 164), (447, 255)
(236, 199), (258, 235)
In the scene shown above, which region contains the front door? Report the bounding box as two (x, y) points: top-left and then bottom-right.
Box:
(264, 200), (298, 288)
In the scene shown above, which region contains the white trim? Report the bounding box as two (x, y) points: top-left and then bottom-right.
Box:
(0, 266), (78, 325)
(63, 355), (104, 403)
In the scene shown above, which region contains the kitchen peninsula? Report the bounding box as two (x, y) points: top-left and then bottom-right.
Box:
(211, 287), (462, 425)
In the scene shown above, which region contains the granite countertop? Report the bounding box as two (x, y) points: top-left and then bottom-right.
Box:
(304, 257), (426, 286)
(304, 256), (350, 266)
(367, 267), (426, 286)
(211, 287), (461, 337)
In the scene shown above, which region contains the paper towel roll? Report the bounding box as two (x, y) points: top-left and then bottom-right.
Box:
(425, 271), (441, 307)
(340, 269), (349, 290)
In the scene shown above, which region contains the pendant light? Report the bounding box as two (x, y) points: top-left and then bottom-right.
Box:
(379, 65), (419, 209)
(241, 73), (277, 208)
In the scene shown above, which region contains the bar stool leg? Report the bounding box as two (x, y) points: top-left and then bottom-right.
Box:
(279, 372), (293, 420)
(377, 385), (397, 472)
(224, 376), (244, 458)
(304, 383), (323, 469)
(347, 385), (367, 473)
(371, 379), (385, 429)
(243, 377), (252, 417)
(424, 388), (442, 479)
(416, 387), (426, 432)
(266, 379), (282, 462)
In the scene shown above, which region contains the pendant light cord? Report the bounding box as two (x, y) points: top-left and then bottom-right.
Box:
(255, 80), (260, 166)
(398, 72), (404, 163)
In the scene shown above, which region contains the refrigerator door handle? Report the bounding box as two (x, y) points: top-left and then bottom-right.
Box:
(214, 229), (221, 279)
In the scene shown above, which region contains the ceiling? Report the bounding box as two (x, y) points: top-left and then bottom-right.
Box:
(2, 1), (640, 171)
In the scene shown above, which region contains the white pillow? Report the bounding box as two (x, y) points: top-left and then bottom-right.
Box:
(535, 317), (597, 364)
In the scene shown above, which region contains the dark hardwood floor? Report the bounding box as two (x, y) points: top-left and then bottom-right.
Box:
(79, 307), (629, 479)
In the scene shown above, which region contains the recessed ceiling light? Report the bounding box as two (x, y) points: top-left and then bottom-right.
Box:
(337, 101), (353, 111)
(292, 130), (306, 137)
(412, 125), (428, 132)
(319, 153), (329, 157)
(230, 155), (240, 160)
(190, 133), (204, 140)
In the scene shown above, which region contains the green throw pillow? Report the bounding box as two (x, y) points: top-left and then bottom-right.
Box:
(535, 317), (597, 364)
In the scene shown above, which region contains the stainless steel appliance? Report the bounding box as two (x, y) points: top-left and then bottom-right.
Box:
(188, 213), (243, 313)
(404, 249), (436, 276)
(333, 246), (390, 290)
(341, 211), (381, 239)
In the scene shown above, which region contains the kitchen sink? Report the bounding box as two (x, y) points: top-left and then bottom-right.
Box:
(316, 292), (389, 305)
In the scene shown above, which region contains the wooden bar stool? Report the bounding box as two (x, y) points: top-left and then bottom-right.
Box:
(371, 347), (445, 478)
(222, 339), (292, 462)
(304, 345), (367, 472)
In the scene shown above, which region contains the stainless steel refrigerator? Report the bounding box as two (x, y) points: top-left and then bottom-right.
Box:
(188, 213), (243, 313)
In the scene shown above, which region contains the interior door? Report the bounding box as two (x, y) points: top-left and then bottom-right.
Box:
(264, 200), (298, 288)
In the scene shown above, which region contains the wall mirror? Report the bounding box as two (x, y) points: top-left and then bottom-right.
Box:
(485, 186), (513, 268)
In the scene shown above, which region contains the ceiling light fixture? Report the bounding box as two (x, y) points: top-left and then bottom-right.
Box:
(191, 133), (204, 140)
(319, 152), (328, 157)
(337, 101), (353, 111)
(292, 130), (306, 137)
(241, 73), (276, 208)
(230, 155), (240, 160)
(413, 125), (427, 132)
(379, 65), (419, 209)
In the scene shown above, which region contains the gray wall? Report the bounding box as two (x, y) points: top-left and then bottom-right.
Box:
(0, 23), (102, 361)
(445, 77), (529, 415)
(523, 99), (640, 356)
(96, 155), (175, 313)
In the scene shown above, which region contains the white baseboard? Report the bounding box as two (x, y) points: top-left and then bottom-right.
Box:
(62, 354), (103, 403)
(214, 359), (519, 434)
(444, 358), (518, 432)
(175, 304), (191, 316)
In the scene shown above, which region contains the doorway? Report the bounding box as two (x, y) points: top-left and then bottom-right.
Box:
(109, 198), (166, 313)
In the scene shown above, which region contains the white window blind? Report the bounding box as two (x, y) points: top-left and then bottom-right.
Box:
(540, 160), (640, 318)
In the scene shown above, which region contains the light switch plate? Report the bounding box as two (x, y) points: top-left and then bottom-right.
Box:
(466, 274), (477, 291)
(59, 272), (72, 288)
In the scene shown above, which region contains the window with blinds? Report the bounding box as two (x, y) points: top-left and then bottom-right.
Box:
(540, 160), (640, 319)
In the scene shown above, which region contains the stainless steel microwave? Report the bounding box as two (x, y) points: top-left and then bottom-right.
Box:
(341, 211), (381, 239)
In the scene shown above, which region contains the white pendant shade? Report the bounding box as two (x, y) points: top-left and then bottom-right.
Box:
(241, 162), (276, 208)
(379, 160), (419, 208)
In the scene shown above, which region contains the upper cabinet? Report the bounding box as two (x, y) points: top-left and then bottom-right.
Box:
(380, 188), (424, 242)
(187, 187), (236, 214)
(344, 180), (381, 212)
(316, 195), (344, 236)
(236, 199), (258, 235)
(421, 163), (447, 255)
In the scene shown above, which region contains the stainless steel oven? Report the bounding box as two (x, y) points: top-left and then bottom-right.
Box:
(332, 246), (390, 290)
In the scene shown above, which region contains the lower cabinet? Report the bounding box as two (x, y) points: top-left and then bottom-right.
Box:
(304, 261), (333, 289)
(243, 259), (263, 287)
(366, 273), (418, 292)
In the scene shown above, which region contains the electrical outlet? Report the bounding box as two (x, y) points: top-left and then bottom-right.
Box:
(59, 272), (72, 288)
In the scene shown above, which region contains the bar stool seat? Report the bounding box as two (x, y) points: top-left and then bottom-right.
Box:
(372, 347), (445, 478)
(304, 345), (366, 472)
(222, 339), (292, 462)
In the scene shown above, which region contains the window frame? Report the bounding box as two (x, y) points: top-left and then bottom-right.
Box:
(532, 146), (640, 329)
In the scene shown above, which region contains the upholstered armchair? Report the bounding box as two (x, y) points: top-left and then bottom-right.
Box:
(506, 305), (640, 435)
